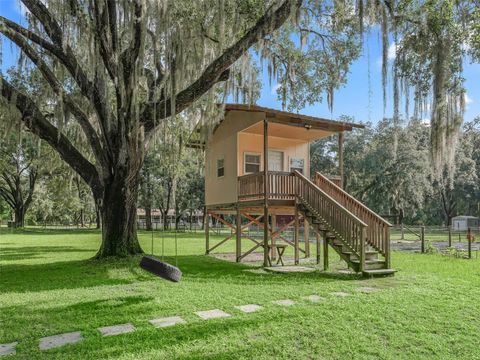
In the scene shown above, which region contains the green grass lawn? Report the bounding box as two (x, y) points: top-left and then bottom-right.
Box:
(1, 228), (479, 359)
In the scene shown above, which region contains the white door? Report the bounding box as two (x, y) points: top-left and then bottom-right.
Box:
(268, 150), (283, 172)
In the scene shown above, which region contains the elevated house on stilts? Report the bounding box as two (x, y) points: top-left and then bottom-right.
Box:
(195, 104), (394, 276)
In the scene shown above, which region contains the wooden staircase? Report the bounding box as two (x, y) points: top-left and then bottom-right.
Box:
(294, 171), (395, 276)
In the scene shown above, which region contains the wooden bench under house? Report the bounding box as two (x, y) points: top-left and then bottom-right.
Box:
(197, 104), (394, 276)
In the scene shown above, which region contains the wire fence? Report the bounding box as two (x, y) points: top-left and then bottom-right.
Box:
(391, 225), (480, 258)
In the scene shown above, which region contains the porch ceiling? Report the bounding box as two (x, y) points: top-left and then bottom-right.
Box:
(241, 121), (332, 141)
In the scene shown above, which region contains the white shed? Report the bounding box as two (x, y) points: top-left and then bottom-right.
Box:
(451, 216), (479, 231)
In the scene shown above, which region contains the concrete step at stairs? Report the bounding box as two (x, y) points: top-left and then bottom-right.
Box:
(362, 268), (397, 277)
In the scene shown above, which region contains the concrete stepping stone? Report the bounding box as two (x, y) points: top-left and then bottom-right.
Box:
(272, 299), (296, 306)
(0, 342), (18, 356)
(39, 332), (83, 350)
(330, 291), (351, 297)
(303, 295), (325, 302)
(195, 309), (231, 320)
(98, 323), (136, 337)
(235, 304), (263, 313)
(356, 287), (381, 294)
(149, 316), (186, 328)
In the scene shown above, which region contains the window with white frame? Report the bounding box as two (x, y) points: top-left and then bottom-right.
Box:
(290, 157), (304, 174)
(244, 153), (261, 174)
(217, 158), (224, 177)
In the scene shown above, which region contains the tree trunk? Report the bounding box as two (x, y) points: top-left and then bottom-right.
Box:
(95, 173), (143, 257)
(398, 208), (404, 225)
(145, 206), (152, 231)
(14, 206), (25, 228)
(95, 206), (101, 229)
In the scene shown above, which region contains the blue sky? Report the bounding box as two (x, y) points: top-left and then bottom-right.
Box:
(1, 0), (479, 124)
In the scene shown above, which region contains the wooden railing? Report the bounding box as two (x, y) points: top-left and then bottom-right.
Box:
(294, 171), (368, 270)
(314, 172), (391, 267)
(238, 171), (296, 201)
(237, 171), (392, 271)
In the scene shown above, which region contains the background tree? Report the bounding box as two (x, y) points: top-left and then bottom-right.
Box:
(0, 131), (45, 227)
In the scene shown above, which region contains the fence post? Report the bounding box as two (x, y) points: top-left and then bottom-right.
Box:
(448, 226), (452, 247)
(421, 226), (425, 253)
(468, 227), (472, 259)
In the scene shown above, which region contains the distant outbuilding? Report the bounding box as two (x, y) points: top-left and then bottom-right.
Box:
(451, 216), (479, 231)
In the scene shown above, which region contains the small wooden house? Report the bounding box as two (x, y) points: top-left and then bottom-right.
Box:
(200, 104), (394, 276)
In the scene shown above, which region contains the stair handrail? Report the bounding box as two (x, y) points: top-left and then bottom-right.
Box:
(294, 171), (368, 271)
(315, 172), (392, 227)
(294, 171), (368, 227)
(314, 172), (391, 268)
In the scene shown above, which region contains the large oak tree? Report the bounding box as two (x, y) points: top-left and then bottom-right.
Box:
(0, 0), (302, 257)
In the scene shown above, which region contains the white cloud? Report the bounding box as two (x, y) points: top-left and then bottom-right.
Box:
(270, 83), (282, 95)
(387, 42), (397, 60)
(13, 2), (29, 16)
(465, 93), (473, 105)
(376, 42), (397, 68)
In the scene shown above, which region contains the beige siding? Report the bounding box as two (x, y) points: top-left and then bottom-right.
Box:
(237, 132), (310, 177)
(205, 110), (264, 206)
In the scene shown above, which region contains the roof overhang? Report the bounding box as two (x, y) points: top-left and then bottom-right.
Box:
(188, 103), (365, 149)
(225, 104), (364, 132)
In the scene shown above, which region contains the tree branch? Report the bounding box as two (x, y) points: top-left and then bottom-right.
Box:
(0, 77), (103, 198)
(6, 2), (110, 125)
(1, 27), (109, 170)
(143, 0), (303, 133)
(0, 185), (16, 208)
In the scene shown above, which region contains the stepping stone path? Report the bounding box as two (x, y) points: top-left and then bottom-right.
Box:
(195, 309), (231, 320)
(272, 299), (296, 306)
(330, 291), (351, 297)
(356, 287), (381, 294)
(98, 323), (136, 337)
(39, 332), (83, 350)
(303, 295), (325, 302)
(149, 316), (186, 328)
(0, 342), (17, 357)
(235, 304), (263, 313)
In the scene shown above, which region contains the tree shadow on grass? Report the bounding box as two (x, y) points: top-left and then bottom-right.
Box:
(0, 227), (101, 236)
(0, 246), (95, 261)
(0, 257), (153, 294)
(0, 253), (360, 294)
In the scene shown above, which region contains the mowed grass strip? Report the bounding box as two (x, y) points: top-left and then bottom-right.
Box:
(0, 228), (479, 359)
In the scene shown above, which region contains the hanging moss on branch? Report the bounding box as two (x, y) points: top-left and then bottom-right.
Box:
(0, 0), (302, 258)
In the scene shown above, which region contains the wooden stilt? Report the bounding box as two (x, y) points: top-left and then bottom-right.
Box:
(263, 118), (269, 267)
(294, 200), (299, 265)
(236, 206), (241, 262)
(205, 210), (210, 255)
(323, 231), (329, 270)
(338, 131), (344, 189)
(316, 231), (321, 264)
(304, 218), (310, 258)
(271, 214), (277, 260)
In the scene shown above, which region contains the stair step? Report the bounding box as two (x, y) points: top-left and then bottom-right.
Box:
(342, 251), (378, 261)
(362, 268), (396, 277)
(351, 259), (386, 270)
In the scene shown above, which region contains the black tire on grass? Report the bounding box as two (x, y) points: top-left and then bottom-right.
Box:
(140, 255), (182, 282)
